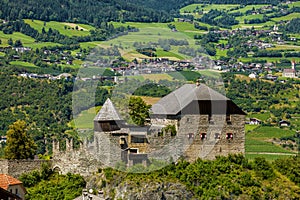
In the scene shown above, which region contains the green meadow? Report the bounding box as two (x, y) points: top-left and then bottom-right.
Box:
(80, 22), (200, 61)
(9, 61), (38, 69)
(239, 57), (300, 63)
(248, 126), (295, 139)
(0, 31), (35, 45)
(180, 4), (239, 13)
(245, 153), (295, 161)
(24, 19), (94, 37)
(0, 31), (60, 48)
(229, 5), (269, 14)
(288, 1), (300, 8)
(70, 106), (101, 129)
(272, 13), (300, 22)
(246, 138), (294, 153)
(248, 112), (271, 121)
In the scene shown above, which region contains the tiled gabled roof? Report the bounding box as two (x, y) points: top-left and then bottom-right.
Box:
(0, 174), (22, 190)
(94, 98), (123, 121)
(283, 69), (296, 73)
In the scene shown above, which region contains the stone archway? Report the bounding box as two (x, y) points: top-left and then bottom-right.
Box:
(52, 165), (62, 174)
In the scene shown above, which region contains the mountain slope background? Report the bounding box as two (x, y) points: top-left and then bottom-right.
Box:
(0, 0), (285, 25)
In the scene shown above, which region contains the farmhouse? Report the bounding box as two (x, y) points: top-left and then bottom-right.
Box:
(94, 82), (246, 165)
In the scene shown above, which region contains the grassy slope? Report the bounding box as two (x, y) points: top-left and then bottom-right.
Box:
(80, 22), (199, 61)
(69, 106), (101, 129)
(180, 4), (239, 13)
(0, 31), (60, 48)
(272, 13), (300, 22)
(9, 61), (38, 69)
(24, 19), (94, 37)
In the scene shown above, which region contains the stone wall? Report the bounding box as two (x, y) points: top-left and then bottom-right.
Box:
(180, 114), (245, 162)
(0, 159), (50, 178)
(150, 118), (179, 131)
(52, 139), (102, 177)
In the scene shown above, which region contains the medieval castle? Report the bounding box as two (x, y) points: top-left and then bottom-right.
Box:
(0, 83), (245, 177)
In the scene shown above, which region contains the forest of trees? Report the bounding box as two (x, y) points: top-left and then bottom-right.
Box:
(223, 73), (300, 121)
(284, 18), (300, 33)
(0, 20), (138, 45)
(0, 0), (174, 24)
(0, 69), (110, 156)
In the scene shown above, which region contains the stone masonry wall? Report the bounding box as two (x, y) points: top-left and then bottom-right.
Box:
(0, 159), (50, 178)
(181, 114), (245, 162)
(52, 139), (102, 177)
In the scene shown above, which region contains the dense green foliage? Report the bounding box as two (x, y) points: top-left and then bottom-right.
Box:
(0, 70), (76, 155)
(0, 0), (173, 23)
(168, 71), (201, 81)
(133, 83), (171, 97)
(274, 156), (300, 186)
(5, 120), (37, 159)
(128, 97), (151, 126)
(195, 0), (283, 5)
(101, 155), (300, 199)
(0, 20), (137, 45)
(199, 10), (238, 28)
(223, 74), (300, 118)
(284, 18), (300, 33)
(20, 164), (86, 200)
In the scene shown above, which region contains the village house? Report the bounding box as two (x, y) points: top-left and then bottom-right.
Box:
(279, 120), (290, 127)
(0, 174), (26, 200)
(0, 187), (22, 200)
(283, 68), (297, 78)
(248, 118), (261, 125)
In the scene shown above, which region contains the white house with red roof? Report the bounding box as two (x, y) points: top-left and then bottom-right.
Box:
(0, 174), (26, 200)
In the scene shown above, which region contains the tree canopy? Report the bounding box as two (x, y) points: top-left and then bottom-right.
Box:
(129, 97), (151, 126)
(5, 120), (37, 159)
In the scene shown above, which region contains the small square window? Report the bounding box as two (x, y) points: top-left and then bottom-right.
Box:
(226, 115), (232, 125)
(187, 133), (194, 139)
(226, 133), (233, 140)
(200, 133), (207, 140)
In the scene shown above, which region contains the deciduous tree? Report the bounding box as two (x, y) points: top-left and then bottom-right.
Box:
(5, 120), (37, 159)
(128, 97), (150, 126)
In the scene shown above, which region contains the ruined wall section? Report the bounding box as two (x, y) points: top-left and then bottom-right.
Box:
(52, 139), (102, 177)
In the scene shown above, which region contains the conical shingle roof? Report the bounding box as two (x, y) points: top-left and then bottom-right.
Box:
(94, 98), (123, 121)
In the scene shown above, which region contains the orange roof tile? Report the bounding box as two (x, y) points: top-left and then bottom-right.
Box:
(0, 174), (22, 190)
